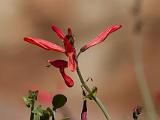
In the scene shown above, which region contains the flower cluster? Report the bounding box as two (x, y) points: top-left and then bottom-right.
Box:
(24, 25), (121, 87)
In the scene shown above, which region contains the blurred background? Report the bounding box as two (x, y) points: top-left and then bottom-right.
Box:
(0, 0), (160, 120)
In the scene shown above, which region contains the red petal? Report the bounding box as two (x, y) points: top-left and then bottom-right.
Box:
(81, 25), (122, 52)
(48, 59), (68, 69)
(81, 112), (87, 120)
(51, 25), (74, 53)
(63, 37), (74, 53)
(51, 25), (66, 42)
(24, 37), (65, 53)
(60, 69), (74, 87)
(67, 52), (77, 72)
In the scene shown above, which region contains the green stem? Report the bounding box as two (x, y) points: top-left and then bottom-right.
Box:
(52, 111), (55, 120)
(30, 104), (34, 120)
(132, 0), (158, 119)
(77, 66), (111, 120)
(133, 34), (158, 120)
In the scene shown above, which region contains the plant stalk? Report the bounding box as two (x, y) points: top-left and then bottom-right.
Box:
(77, 66), (111, 120)
(30, 104), (34, 120)
(132, 0), (158, 119)
(52, 111), (55, 120)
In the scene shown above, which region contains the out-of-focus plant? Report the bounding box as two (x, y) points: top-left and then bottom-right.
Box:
(23, 90), (68, 120)
(132, 0), (158, 120)
(132, 106), (143, 120)
(23, 24), (121, 120)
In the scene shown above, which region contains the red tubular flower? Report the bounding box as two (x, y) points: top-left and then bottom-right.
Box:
(24, 37), (65, 53)
(81, 100), (87, 120)
(59, 69), (74, 87)
(80, 25), (122, 52)
(24, 25), (77, 72)
(48, 59), (74, 87)
(51, 25), (77, 72)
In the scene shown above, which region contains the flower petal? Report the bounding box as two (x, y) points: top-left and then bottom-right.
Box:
(67, 52), (77, 72)
(63, 37), (74, 53)
(51, 25), (66, 41)
(48, 59), (74, 87)
(24, 37), (65, 53)
(63, 27), (76, 71)
(51, 25), (75, 53)
(81, 100), (87, 120)
(48, 59), (68, 69)
(60, 68), (74, 87)
(80, 25), (122, 52)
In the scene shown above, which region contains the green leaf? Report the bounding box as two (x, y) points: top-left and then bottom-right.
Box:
(23, 90), (38, 108)
(86, 86), (97, 100)
(34, 114), (40, 120)
(32, 106), (53, 120)
(61, 117), (70, 120)
(52, 94), (67, 110)
(23, 96), (33, 108)
(32, 106), (43, 116)
(91, 86), (97, 97)
(41, 111), (50, 120)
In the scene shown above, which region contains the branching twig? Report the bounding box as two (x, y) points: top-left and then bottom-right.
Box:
(77, 66), (111, 120)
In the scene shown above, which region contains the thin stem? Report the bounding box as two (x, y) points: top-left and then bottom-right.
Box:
(132, 0), (158, 119)
(77, 66), (111, 120)
(30, 104), (34, 120)
(133, 32), (158, 120)
(77, 67), (91, 92)
(92, 96), (111, 120)
(77, 51), (82, 59)
(52, 111), (55, 120)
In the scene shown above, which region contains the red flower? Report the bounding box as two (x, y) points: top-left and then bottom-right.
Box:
(81, 100), (87, 120)
(24, 24), (122, 87)
(24, 25), (77, 72)
(81, 90), (87, 120)
(80, 25), (122, 52)
(48, 59), (74, 87)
